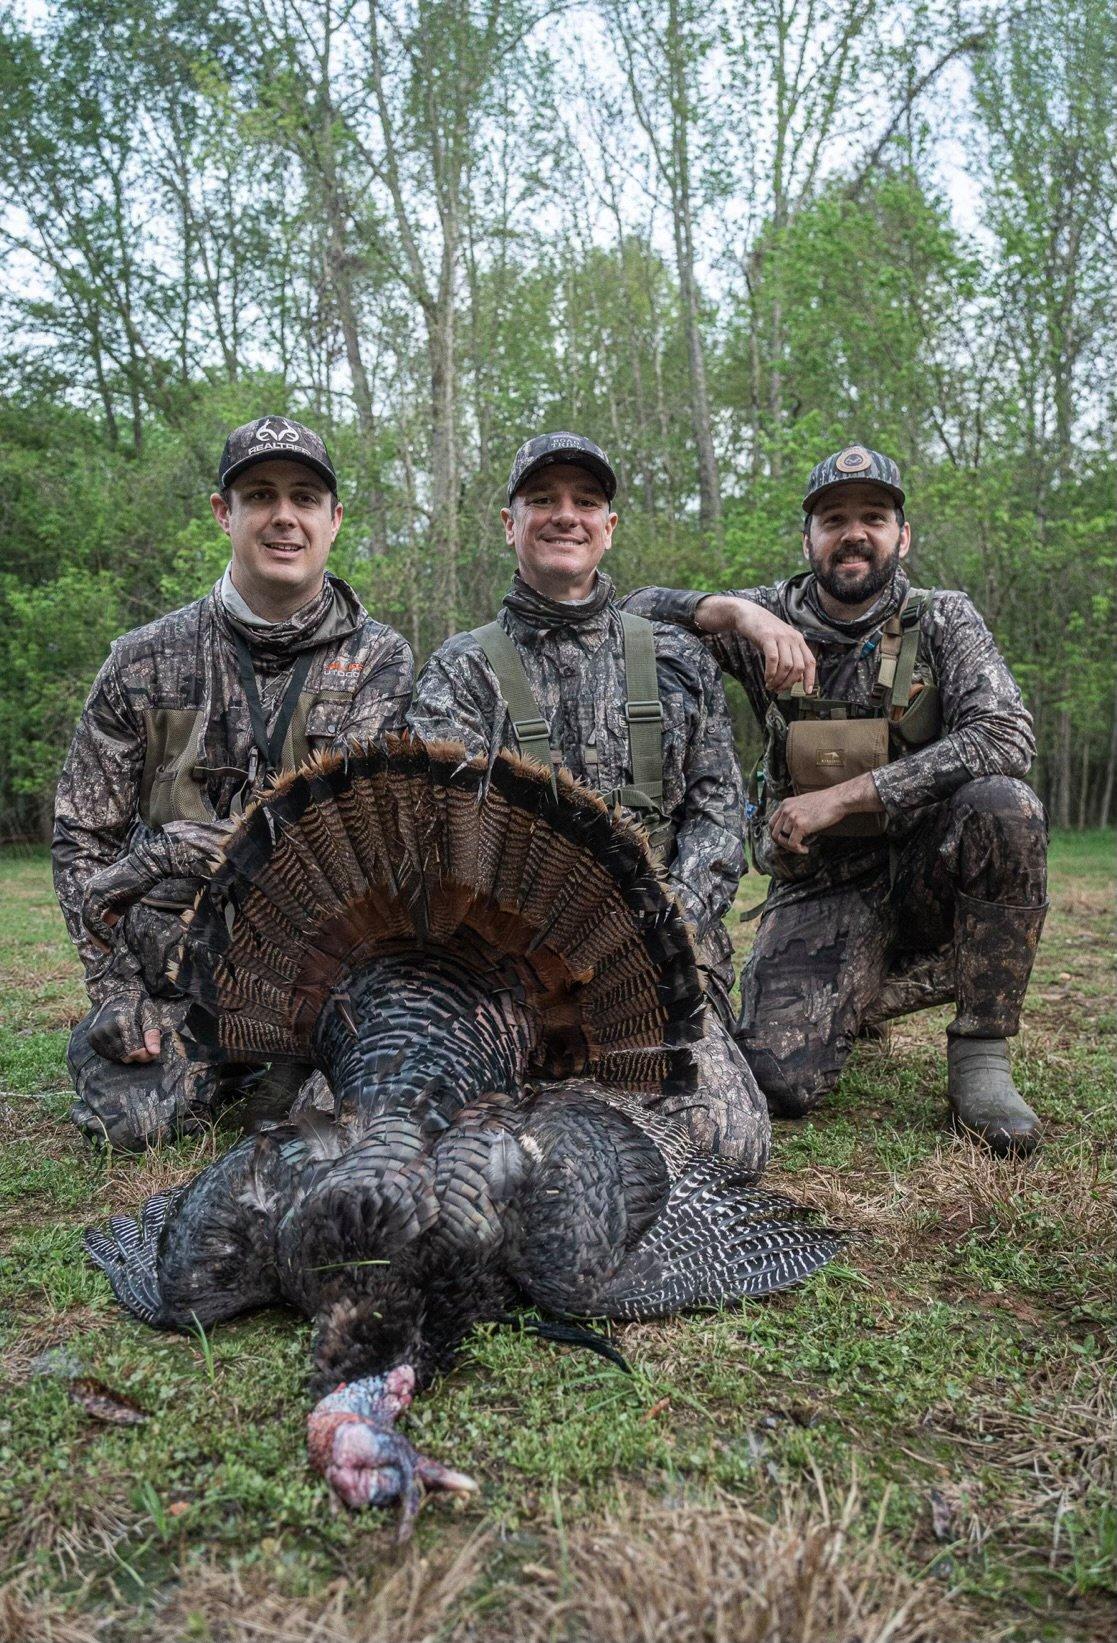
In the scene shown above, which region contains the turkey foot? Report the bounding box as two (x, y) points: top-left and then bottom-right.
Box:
(307, 1364), (478, 1540)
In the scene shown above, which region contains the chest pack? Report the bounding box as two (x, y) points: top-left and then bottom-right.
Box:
(471, 613), (676, 864)
(138, 682), (350, 830)
(765, 589), (941, 839)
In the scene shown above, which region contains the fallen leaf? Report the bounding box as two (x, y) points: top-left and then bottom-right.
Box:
(68, 1378), (150, 1426)
(642, 1396), (671, 1422)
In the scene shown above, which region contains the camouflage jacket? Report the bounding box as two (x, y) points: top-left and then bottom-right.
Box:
(623, 570), (1036, 890)
(408, 572), (746, 974)
(54, 573), (413, 1005)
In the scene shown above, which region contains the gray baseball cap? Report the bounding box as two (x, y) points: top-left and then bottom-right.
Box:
(803, 445), (905, 514)
(219, 415), (337, 492)
(507, 431), (617, 504)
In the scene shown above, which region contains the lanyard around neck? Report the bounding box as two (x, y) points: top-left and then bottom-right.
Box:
(230, 629), (314, 775)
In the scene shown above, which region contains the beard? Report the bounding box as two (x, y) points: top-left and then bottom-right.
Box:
(809, 538), (902, 606)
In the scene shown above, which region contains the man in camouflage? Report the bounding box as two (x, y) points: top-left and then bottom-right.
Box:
(54, 416), (413, 1150)
(624, 445), (1048, 1154)
(408, 432), (770, 1172)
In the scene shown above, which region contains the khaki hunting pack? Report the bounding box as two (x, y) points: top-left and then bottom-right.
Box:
(763, 588), (941, 839)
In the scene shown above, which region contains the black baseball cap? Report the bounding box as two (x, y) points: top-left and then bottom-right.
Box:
(507, 431), (617, 504)
(802, 445), (905, 515)
(218, 415), (338, 492)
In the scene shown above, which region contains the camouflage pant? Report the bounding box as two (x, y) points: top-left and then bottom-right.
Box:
(738, 776), (1049, 1117)
(679, 1015), (771, 1174)
(68, 1007), (331, 1152)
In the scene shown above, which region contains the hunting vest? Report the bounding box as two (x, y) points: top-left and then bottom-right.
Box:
(137, 640), (352, 831)
(471, 612), (676, 863)
(758, 588), (942, 840)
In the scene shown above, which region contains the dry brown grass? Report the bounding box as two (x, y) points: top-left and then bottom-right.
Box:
(0, 1576), (117, 1643)
(137, 1529), (489, 1643)
(95, 1122), (231, 1214)
(765, 1126), (1111, 1281)
(0, 1486), (986, 1643)
(484, 1479), (980, 1643)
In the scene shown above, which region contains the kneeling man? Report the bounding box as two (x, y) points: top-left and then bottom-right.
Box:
(625, 446), (1047, 1153)
(409, 433), (769, 1171)
(54, 417), (413, 1149)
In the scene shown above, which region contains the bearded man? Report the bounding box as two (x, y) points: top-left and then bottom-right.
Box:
(624, 445), (1048, 1153)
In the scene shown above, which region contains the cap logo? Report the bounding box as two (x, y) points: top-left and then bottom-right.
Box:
(254, 417), (300, 445)
(835, 446), (872, 474)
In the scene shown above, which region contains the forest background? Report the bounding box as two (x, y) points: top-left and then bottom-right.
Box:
(1, 0), (1114, 841)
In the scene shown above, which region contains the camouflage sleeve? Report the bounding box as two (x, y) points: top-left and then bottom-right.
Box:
(52, 649), (147, 1003)
(622, 585), (780, 722)
(665, 643), (747, 935)
(407, 639), (508, 760)
(873, 592), (1037, 817)
(621, 585), (707, 633)
(337, 632), (415, 742)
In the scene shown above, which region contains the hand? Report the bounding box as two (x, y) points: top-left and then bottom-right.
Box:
(695, 596), (816, 694)
(82, 821), (235, 949)
(82, 856), (158, 950)
(87, 990), (163, 1064)
(768, 772), (884, 853)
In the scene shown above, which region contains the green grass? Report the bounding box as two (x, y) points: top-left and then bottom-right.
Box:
(0, 834), (1113, 1640)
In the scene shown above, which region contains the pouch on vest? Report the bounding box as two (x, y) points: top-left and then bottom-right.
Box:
(785, 716), (891, 837)
(775, 590), (938, 841)
(139, 689), (342, 832)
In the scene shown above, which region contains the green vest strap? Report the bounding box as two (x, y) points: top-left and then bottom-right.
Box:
(871, 589), (927, 713)
(471, 614), (666, 812)
(889, 591), (926, 716)
(471, 620), (558, 794)
(619, 612), (664, 802)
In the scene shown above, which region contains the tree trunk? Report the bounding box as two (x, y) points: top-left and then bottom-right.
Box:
(1076, 735), (1091, 829)
(428, 299), (460, 635)
(667, 0), (720, 540)
(1054, 706), (1072, 828)
(1098, 682), (1117, 828)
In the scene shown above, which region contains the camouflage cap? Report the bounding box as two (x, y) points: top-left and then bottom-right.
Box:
(802, 445), (905, 515)
(507, 431), (617, 504)
(219, 415), (337, 493)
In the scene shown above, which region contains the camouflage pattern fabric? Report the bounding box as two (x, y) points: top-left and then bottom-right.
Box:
(409, 572), (745, 988)
(54, 572), (413, 1147)
(409, 571), (769, 1170)
(623, 568), (1037, 867)
(623, 572), (1048, 1114)
(739, 776), (1047, 1115)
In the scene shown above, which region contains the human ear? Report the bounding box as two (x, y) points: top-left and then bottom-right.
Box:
(211, 492), (232, 537)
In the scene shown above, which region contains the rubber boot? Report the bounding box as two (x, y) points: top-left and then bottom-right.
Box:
(947, 891), (1048, 1156)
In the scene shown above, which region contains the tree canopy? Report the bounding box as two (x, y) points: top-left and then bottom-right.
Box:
(1, 0), (1114, 835)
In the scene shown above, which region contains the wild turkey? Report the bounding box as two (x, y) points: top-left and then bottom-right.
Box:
(86, 736), (841, 1535)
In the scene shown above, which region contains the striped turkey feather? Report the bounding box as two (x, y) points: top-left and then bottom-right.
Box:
(177, 736), (703, 1102)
